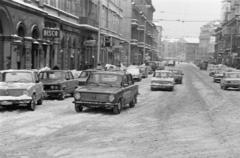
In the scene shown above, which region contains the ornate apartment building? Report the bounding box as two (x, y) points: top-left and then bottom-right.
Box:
(0, 0), (160, 70)
(215, 0), (240, 68)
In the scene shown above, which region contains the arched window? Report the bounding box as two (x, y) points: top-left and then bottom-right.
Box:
(16, 22), (26, 37)
(31, 25), (40, 39)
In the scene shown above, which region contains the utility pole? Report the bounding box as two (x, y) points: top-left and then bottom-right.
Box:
(97, 0), (101, 65)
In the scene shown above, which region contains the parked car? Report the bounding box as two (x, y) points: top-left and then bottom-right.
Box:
(139, 65), (148, 78)
(220, 71), (240, 90)
(39, 70), (79, 100)
(0, 70), (44, 111)
(127, 66), (142, 81)
(73, 71), (139, 114)
(151, 70), (175, 91)
(213, 72), (224, 83)
(77, 69), (97, 86)
(168, 69), (184, 84)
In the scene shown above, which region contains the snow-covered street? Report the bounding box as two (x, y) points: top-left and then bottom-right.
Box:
(1, 63), (240, 158)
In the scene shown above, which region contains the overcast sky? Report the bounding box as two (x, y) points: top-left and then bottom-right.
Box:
(152, 0), (222, 39)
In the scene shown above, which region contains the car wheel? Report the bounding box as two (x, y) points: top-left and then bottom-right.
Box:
(28, 94), (36, 111)
(37, 95), (43, 105)
(59, 92), (66, 100)
(75, 104), (83, 113)
(129, 96), (137, 108)
(170, 87), (174, 91)
(151, 87), (154, 91)
(113, 100), (122, 114)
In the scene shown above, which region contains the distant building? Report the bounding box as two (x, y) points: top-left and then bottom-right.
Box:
(184, 38), (199, 62)
(198, 21), (220, 62)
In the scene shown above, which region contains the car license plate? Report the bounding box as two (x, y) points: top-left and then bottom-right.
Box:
(1, 101), (13, 105)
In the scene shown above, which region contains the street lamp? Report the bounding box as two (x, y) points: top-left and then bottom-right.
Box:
(97, 0), (102, 65)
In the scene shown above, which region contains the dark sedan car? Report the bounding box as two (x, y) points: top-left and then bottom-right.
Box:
(168, 69), (184, 84)
(73, 71), (139, 114)
(77, 69), (97, 86)
(39, 70), (79, 100)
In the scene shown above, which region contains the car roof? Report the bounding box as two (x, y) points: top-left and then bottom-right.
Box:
(92, 71), (125, 76)
(83, 69), (97, 72)
(225, 71), (240, 74)
(0, 69), (35, 73)
(39, 70), (69, 73)
(155, 70), (171, 73)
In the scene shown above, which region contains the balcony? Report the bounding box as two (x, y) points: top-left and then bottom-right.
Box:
(79, 17), (98, 27)
(130, 39), (138, 45)
(138, 42), (145, 48)
(137, 25), (145, 31)
(131, 19), (139, 27)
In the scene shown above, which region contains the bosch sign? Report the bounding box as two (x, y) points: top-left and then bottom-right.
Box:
(43, 28), (60, 38)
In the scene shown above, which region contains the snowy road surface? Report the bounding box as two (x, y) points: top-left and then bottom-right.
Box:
(1, 63), (240, 158)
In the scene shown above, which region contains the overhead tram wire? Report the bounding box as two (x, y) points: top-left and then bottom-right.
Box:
(153, 19), (213, 23)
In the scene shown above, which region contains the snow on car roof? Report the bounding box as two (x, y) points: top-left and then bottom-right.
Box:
(155, 70), (171, 73)
(0, 69), (35, 73)
(93, 71), (125, 76)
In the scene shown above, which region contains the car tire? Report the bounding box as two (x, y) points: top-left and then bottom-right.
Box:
(129, 96), (137, 108)
(37, 95), (43, 105)
(113, 100), (122, 114)
(75, 104), (83, 113)
(170, 87), (174, 91)
(151, 87), (154, 91)
(28, 95), (36, 111)
(59, 92), (66, 100)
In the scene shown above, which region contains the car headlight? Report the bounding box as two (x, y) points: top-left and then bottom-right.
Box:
(109, 95), (115, 102)
(23, 90), (29, 96)
(74, 93), (81, 100)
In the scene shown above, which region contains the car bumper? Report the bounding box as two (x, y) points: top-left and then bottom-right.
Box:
(224, 84), (240, 88)
(73, 101), (117, 109)
(45, 90), (64, 96)
(0, 96), (32, 106)
(213, 78), (222, 82)
(151, 84), (174, 89)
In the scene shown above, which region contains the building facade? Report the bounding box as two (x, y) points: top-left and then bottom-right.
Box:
(0, 0), (159, 70)
(215, 0), (240, 68)
(0, 0), (99, 70)
(130, 0), (159, 65)
(198, 21), (220, 63)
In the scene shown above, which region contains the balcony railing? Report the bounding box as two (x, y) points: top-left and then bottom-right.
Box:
(137, 25), (145, 31)
(131, 19), (139, 26)
(79, 17), (99, 27)
(137, 42), (145, 48)
(130, 39), (138, 45)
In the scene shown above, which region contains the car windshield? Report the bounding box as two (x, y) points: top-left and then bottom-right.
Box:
(39, 71), (65, 80)
(79, 71), (89, 78)
(88, 73), (122, 87)
(155, 72), (172, 78)
(225, 73), (240, 78)
(127, 68), (140, 74)
(2, 72), (33, 82)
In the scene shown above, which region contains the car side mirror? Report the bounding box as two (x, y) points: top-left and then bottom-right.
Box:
(66, 77), (70, 80)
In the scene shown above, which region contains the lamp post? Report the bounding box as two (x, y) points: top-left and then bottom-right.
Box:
(97, 0), (101, 65)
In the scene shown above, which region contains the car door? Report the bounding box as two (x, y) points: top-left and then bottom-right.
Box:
(34, 71), (43, 100)
(121, 74), (133, 106)
(64, 72), (72, 94)
(68, 71), (78, 93)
